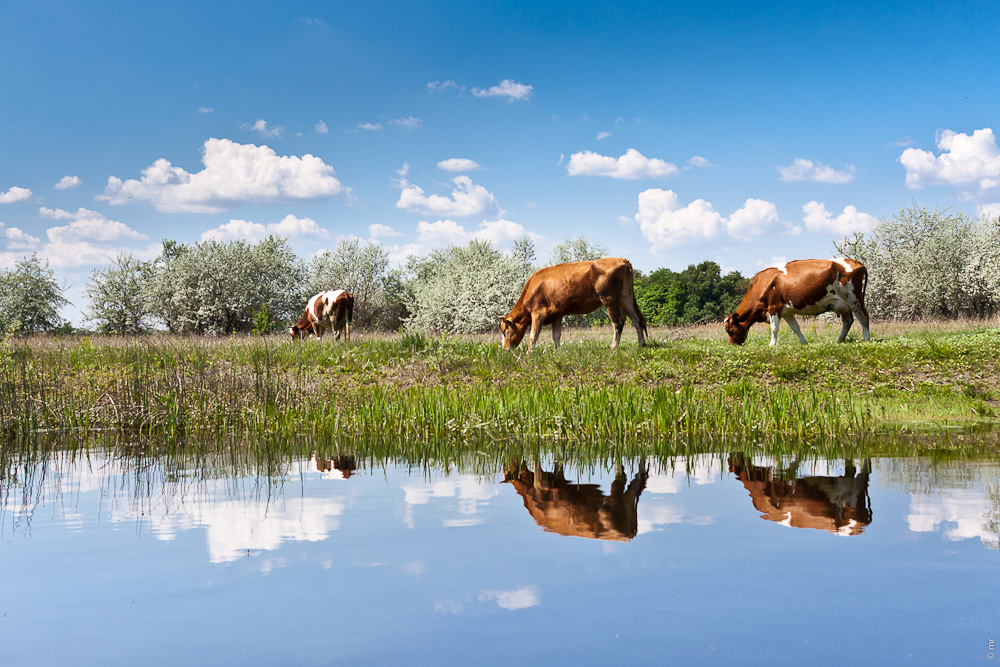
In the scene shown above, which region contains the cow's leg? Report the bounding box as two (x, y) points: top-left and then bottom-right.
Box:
(621, 298), (646, 347)
(837, 311), (854, 343)
(607, 304), (626, 350)
(551, 318), (563, 349)
(528, 313), (544, 352)
(784, 315), (808, 344)
(768, 313), (782, 346)
(344, 317), (351, 342)
(852, 303), (870, 341)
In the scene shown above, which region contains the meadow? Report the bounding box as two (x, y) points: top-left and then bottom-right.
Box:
(1, 318), (998, 455)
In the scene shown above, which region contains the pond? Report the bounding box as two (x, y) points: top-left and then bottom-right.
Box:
(1, 439), (998, 666)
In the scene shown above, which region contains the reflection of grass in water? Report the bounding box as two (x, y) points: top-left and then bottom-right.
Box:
(0, 320), (998, 442)
(3, 429), (999, 538)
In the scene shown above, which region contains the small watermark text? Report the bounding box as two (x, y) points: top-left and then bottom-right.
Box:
(989, 637), (995, 660)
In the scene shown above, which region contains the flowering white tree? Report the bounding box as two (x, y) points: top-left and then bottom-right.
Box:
(0, 254), (69, 335)
(309, 238), (396, 329)
(836, 204), (1000, 319)
(85, 254), (153, 335)
(146, 236), (306, 334)
(404, 239), (534, 333)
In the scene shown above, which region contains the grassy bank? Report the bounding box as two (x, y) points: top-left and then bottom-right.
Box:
(1, 318), (998, 443)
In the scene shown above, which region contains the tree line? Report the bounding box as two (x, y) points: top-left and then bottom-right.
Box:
(2, 204), (999, 337)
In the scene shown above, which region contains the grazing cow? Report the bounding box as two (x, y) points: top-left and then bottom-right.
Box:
(503, 461), (648, 542)
(724, 258), (870, 346)
(728, 454), (872, 536)
(500, 257), (648, 351)
(289, 290), (354, 341)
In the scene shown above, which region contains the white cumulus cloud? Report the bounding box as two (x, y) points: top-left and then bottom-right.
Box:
(40, 207), (149, 244)
(314, 121), (329, 135)
(369, 223), (402, 238)
(0, 186), (32, 204)
(802, 201), (875, 235)
(567, 149), (678, 180)
(635, 189), (779, 251)
(415, 218), (534, 247)
(416, 219), (470, 245)
(54, 176), (82, 190)
(437, 158), (483, 172)
(241, 119), (284, 138)
(201, 214), (328, 242)
(3, 207), (158, 269)
(726, 198), (779, 240)
(899, 127), (1000, 192)
(100, 138), (347, 214)
(0, 221), (41, 251)
(777, 158), (855, 184)
(471, 79), (534, 101)
(397, 175), (502, 219)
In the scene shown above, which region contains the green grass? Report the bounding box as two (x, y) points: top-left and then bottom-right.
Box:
(1, 319), (999, 446)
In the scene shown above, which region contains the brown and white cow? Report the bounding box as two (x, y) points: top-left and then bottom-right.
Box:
(289, 289), (354, 341)
(728, 455), (872, 536)
(724, 258), (870, 346)
(500, 257), (648, 351)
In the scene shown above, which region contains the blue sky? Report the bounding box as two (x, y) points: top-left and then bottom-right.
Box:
(2, 1), (1000, 324)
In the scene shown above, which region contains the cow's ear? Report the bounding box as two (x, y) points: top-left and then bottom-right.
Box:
(729, 312), (741, 324)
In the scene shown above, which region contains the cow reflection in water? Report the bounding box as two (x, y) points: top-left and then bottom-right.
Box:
(316, 455), (357, 479)
(503, 462), (647, 541)
(728, 454), (872, 535)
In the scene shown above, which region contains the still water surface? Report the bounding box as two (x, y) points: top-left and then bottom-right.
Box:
(1, 446), (998, 665)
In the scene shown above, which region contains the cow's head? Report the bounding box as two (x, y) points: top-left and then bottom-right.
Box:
(288, 325), (302, 341)
(724, 313), (749, 345)
(499, 316), (527, 349)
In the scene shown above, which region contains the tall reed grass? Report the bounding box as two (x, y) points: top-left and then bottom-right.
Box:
(1, 320), (998, 445)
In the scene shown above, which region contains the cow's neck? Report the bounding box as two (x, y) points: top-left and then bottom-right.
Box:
(508, 301), (532, 329)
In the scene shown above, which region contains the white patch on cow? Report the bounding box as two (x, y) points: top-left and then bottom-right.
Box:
(836, 520), (859, 536)
(773, 262), (788, 275)
(779, 279), (852, 318)
(307, 292), (325, 320)
(833, 257), (852, 273)
(327, 289), (346, 302)
(778, 511), (794, 528)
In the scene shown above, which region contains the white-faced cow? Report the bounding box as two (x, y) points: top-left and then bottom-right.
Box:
(289, 290), (354, 341)
(500, 257), (648, 352)
(724, 258), (870, 346)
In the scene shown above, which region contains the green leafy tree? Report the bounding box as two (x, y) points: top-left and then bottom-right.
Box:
(84, 254), (153, 335)
(0, 254), (69, 334)
(635, 261), (746, 326)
